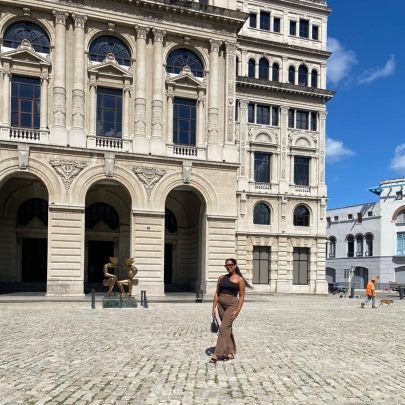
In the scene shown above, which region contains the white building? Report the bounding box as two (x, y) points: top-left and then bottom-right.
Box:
(326, 178), (405, 289)
(0, 0), (333, 296)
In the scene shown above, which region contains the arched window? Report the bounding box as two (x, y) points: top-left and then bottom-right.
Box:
(89, 35), (131, 66)
(356, 234), (363, 256)
(166, 48), (204, 77)
(365, 233), (374, 256)
(396, 209), (405, 224)
(85, 203), (119, 230)
(258, 58), (269, 80)
(288, 66), (295, 84)
(165, 209), (178, 233)
(298, 64), (308, 86)
(311, 69), (318, 88)
(17, 198), (48, 226)
(253, 203), (270, 225)
(4, 21), (50, 53)
(293, 205), (309, 226)
(329, 236), (336, 258)
(272, 63), (280, 81)
(248, 59), (256, 78)
(347, 235), (354, 257)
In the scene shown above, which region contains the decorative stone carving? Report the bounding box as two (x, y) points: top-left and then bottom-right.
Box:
(18, 39), (33, 50)
(22, 7), (30, 16)
(133, 166), (166, 200)
(134, 99), (146, 135)
(72, 13), (87, 29)
(182, 161), (192, 184)
(151, 100), (163, 136)
(107, 22), (115, 31)
(53, 87), (66, 126)
(104, 152), (115, 177)
(53, 10), (69, 25)
(135, 25), (149, 39)
(208, 109), (219, 143)
(72, 89), (85, 128)
(209, 39), (221, 53)
(281, 106), (289, 116)
(18, 144), (30, 170)
(50, 159), (87, 192)
(152, 28), (166, 42)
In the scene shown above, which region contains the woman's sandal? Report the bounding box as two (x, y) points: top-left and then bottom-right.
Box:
(224, 354), (235, 361)
(209, 357), (217, 364)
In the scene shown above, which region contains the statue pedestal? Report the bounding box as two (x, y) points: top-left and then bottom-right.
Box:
(102, 296), (138, 308)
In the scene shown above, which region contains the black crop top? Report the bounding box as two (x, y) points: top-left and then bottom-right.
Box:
(218, 275), (239, 297)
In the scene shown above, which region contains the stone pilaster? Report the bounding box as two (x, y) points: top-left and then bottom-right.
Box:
(51, 10), (69, 145)
(197, 90), (205, 148)
(133, 25), (149, 154)
(123, 80), (132, 139)
(88, 74), (97, 136)
(70, 13), (87, 147)
(279, 106), (289, 193)
(166, 86), (174, 144)
(40, 68), (49, 130)
(237, 99), (249, 191)
(2, 59), (10, 126)
(319, 111), (327, 191)
(150, 28), (166, 155)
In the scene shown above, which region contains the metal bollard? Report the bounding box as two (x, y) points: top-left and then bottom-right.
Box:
(195, 289), (203, 303)
(399, 287), (405, 300)
(143, 291), (149, 308)
(349, 286), (355, 299)
(91, 289), (96, 309)
(141, 290), (145, 306)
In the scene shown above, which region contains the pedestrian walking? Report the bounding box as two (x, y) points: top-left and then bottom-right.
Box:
(360, 276), (377, 308)
(209, 258), (249, 363)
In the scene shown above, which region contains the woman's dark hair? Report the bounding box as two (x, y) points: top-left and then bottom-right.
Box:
(225, 258), (252, 288)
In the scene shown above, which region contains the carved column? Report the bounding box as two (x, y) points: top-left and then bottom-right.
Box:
(279, 106), (289, 193)
(208, 39), (220, 145)
(225, 42), (237, 144)
(2, 60), (10, 126)
(319, 111), (327, 185)
(123, 80), (131, 138)
(282, 57), (288, 83)
(197, 90), (205, 148)
(133, 25), (148, 154)
(52, 11), (68, 129)
(241, 50), (247, 77)
(71, 13), (87, 146)
(88, 75), (97, 136)
(150, 28), (166, 155)
(40, 69), (49, 130)
(239, 100), (249, 179)
(166, 86), (174, 143)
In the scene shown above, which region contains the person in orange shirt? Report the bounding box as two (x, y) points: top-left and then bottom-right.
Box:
(360, 277), (377, 308)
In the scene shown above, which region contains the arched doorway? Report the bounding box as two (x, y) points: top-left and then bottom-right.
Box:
(164, 187), (206, 292)
(353, 266), (368, 289)
(0, 174), (49, 292)
(84, 180), (131, 292)
(325, 267), (336, 284)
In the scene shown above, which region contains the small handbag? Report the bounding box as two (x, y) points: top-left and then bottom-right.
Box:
(210, 317), (219, 333)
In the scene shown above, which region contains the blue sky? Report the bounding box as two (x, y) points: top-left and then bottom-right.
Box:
(325, 0), (405, 208)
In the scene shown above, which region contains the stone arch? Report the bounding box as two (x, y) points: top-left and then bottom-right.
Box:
(163, 44), (208, 74)
(295, 137), (311, 147)
(253, 200), (272, 225)
(392, 205), (405, 221)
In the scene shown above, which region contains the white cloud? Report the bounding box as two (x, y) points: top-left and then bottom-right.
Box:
(326, 138), (355, 163)
(358, 55), (396, 85)
(327, 37), (357, 85)
(390, 144), (405, 173)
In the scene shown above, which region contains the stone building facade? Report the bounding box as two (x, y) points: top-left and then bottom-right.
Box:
(0, 0), (333, 296)
(326, 178), (405, 289)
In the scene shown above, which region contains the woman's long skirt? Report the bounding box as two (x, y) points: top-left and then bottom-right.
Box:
(214, 294), (238, 358)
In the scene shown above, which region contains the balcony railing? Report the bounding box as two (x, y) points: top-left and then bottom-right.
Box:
(96, 136), (123, 150)
(294, 185), (311, 193)
(255, 182), (271, 191)
(173, 145), (198, 157)
(10, 127), (40, 142)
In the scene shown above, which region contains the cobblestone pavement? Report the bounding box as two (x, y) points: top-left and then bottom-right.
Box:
(0, 294), (404, 404)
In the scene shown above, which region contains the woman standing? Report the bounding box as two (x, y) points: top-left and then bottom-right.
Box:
(209, 258), (247, 363)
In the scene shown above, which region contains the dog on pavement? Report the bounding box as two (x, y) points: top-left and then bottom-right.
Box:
(379, 299), (394, 306)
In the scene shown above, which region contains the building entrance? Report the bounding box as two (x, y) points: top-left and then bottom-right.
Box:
(21, 238), (47, 283)
(87, 240), (114, 284)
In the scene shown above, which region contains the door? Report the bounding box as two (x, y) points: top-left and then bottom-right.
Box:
(253, 246), (271, 284)
(87, 241), (114, 284)
(164, 243), (173, 285)
(21, 238), (47, 282)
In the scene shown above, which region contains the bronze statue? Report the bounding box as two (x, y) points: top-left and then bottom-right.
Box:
(103, 256), (138, 297)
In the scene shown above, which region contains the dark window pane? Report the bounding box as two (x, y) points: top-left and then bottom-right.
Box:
(253, 246), (271, 284)
(254, 153), (270, 183)
(248, 103), (255, 123)
(288, 110), (294, 128)
(256, 105), (270, 125)
(273, 17), (281, 33)
(89, 35), (131, 66)
(20, 99), (32, 113)
(96, 87), (122, 137)
(298, 65), (308, 86)
(296, 111), (309, 130)
(299, 19), (309, 38)
(253, 203), (270, 225)
(290, 21), (297, 36)
(288, 66), (295, 84)
(311, 112), (317, 131)
(272, 63), (280, 81)
(166, 48), (204, 77)
(293, 206), (310, 227)
(249, 14), (257, 28)
(294, 157), (310, 186)
(172, 97), (196, 146)
(4, 21), (50, 53)
(258, 58), (269, 80)
(248, 59), (256, 78)
(260, 12), (270, 30)
(272, 107), (279, 126)
(312, 25), (319, 40)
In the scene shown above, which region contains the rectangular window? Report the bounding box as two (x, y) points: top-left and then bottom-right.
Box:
(290, 20), (297, 35)
(256, 105), (270, 125)
(368, 211), (373, 217)
(253, 246), (271, 284)
(312, 25), (319, 40)
(293, 247), (309, 285)
(96, 87), (122, 137)
(396, 190), (403, 200)
(326, 217), (331, 227)
(294, 156), (310, 186)
(348, 214), (353, 220)
(11, 76), (41, 129)
(397, 233), (405, 256)
(173, 97), (196, 146)
(249, 13), (257, 28)
(347, 239), (354, 257)
(310, 112), (317, 131)
(288, 110), (295, 128)
(296, 110), (309, 130)
(299, 19), (310, 38)
(357, 213), (363, 223)
(254, 153), (271, 183)
(248, 103), (255, 123)
(334, 216), (339, 221)
(273, 17), (281, 33)
(260, 12), (270, 30)
(272, 107), (279, 126)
